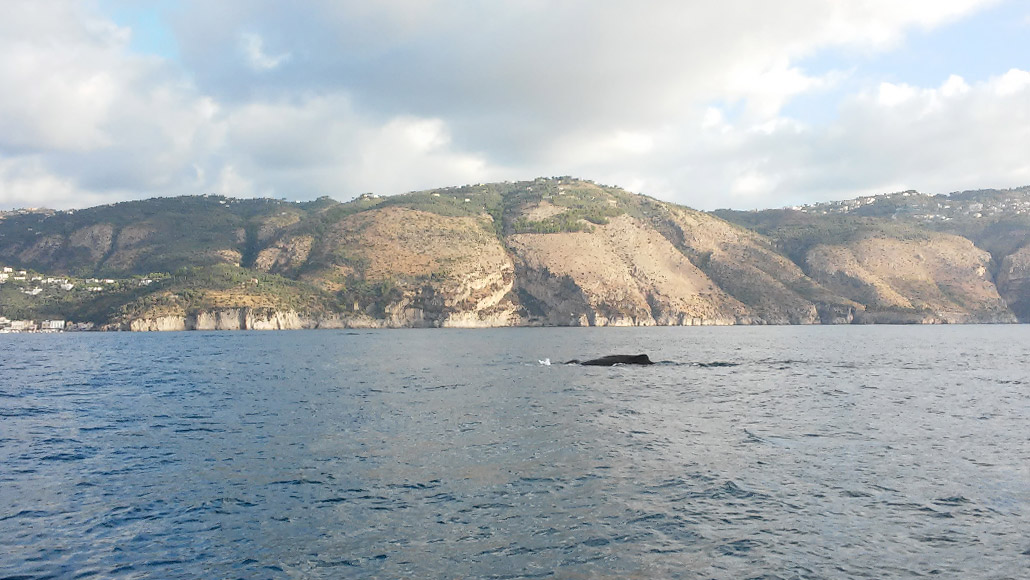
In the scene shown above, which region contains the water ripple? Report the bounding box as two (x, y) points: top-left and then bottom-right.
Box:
(1, 327), (1028, 579)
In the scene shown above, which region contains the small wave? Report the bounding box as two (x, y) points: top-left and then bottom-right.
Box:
(0, 407), (56, 418)
(390, 480), (441, 490)
(743, 429), (766, 443)
(172, 427), (225, 433)
(40, 452), (91, 462)
(269, 479), (325, 486)
(0, 509), (51, 522)
(915, 506), (955, 519)
(424, 383), (464, 390)
(717, 538), (762, 556)
(719, 480), (761, 499)
(314, 558), (360, 568)
(933, 496), (971, 506)
(642, 360), (740, 367)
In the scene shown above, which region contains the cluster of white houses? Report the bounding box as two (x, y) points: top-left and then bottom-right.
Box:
(1, 266), (126, 294)
(0, 314), (94, 335)
(0, 317), (68, 333)
(2, 263), (160, 333)
(0, 317), (97, 333)
(787, 189), (1030, 221)
(2, 265), (73, 332)
(0, 266), (28, 283)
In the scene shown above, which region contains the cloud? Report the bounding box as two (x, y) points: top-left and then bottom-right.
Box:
(667, 70), (1030, 208)
(238, 32), (290, 71)
(217, 95), (498, 197)
(0, 0), (1022, 212)
(991, 68), (1030, 96)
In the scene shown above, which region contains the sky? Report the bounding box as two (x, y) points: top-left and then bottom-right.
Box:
(0, 0), (1028, 211)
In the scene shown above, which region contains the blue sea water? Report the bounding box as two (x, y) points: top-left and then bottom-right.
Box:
(1, 326), (1028, 579)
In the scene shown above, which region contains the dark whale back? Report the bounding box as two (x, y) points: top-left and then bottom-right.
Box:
(573, 354), (654, 366)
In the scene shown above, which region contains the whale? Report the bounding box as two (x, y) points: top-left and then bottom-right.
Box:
(566, 354), (654, 366)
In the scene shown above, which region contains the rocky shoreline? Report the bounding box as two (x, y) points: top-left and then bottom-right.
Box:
(101, 305), (1020, 331)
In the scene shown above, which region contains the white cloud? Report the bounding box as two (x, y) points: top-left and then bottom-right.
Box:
(940, 74), (971, 97)
(732, 171), (780, 198)
(991, 68), (1030, 96)
(0, 156), (119, 209)
(0, 2), (126, 152)
(877, 82), (918, 107)
(347, 116), (494, 194)
(214, 164), (254, 197)
(218, 96), (498, 197)
(238, 32), (290, 71)
(702, 108), (727, 131)
(655, 69), (1030, 208)
(0, 0), (1023, 213)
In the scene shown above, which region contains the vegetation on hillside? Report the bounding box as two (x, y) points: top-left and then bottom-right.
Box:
(3, 178), (1030, 326)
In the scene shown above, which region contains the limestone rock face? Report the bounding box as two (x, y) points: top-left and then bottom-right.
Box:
(805, 234), (1015, 323)
(189, 309), (307, 330)
(306, 207), (521, 327)
(129, 316), (188, 332)
(665, 207), (833, 324)
(129, 309), (315, 331)
(509, 215), (749, 326)
(255, 236), (314, 273)
(996, 245), (1030, 321)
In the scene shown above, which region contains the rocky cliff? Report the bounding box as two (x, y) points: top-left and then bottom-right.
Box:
(2, 178), (1029, 329)
(803, 234), (1013, 323)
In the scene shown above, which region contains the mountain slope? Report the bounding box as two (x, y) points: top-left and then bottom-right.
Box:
(2, 178), (1029, 328)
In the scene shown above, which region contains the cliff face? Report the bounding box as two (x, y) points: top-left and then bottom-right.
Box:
(804, 234), (1015, 323)
(296, 206), (520, 327)
(996, 244), (1030, 321)
(509, 215), (747, 325)
(664, 207), (851, 324)
(126, 309), (314, 331)
(3, 178), (1030, 329)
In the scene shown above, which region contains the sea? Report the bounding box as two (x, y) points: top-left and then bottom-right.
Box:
(1, 326), (1028, 579)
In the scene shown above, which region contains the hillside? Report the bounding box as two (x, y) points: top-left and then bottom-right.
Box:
(2, 178), (1029, 329)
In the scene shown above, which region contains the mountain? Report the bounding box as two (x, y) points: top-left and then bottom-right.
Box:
(1, 178), (1028, 329)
